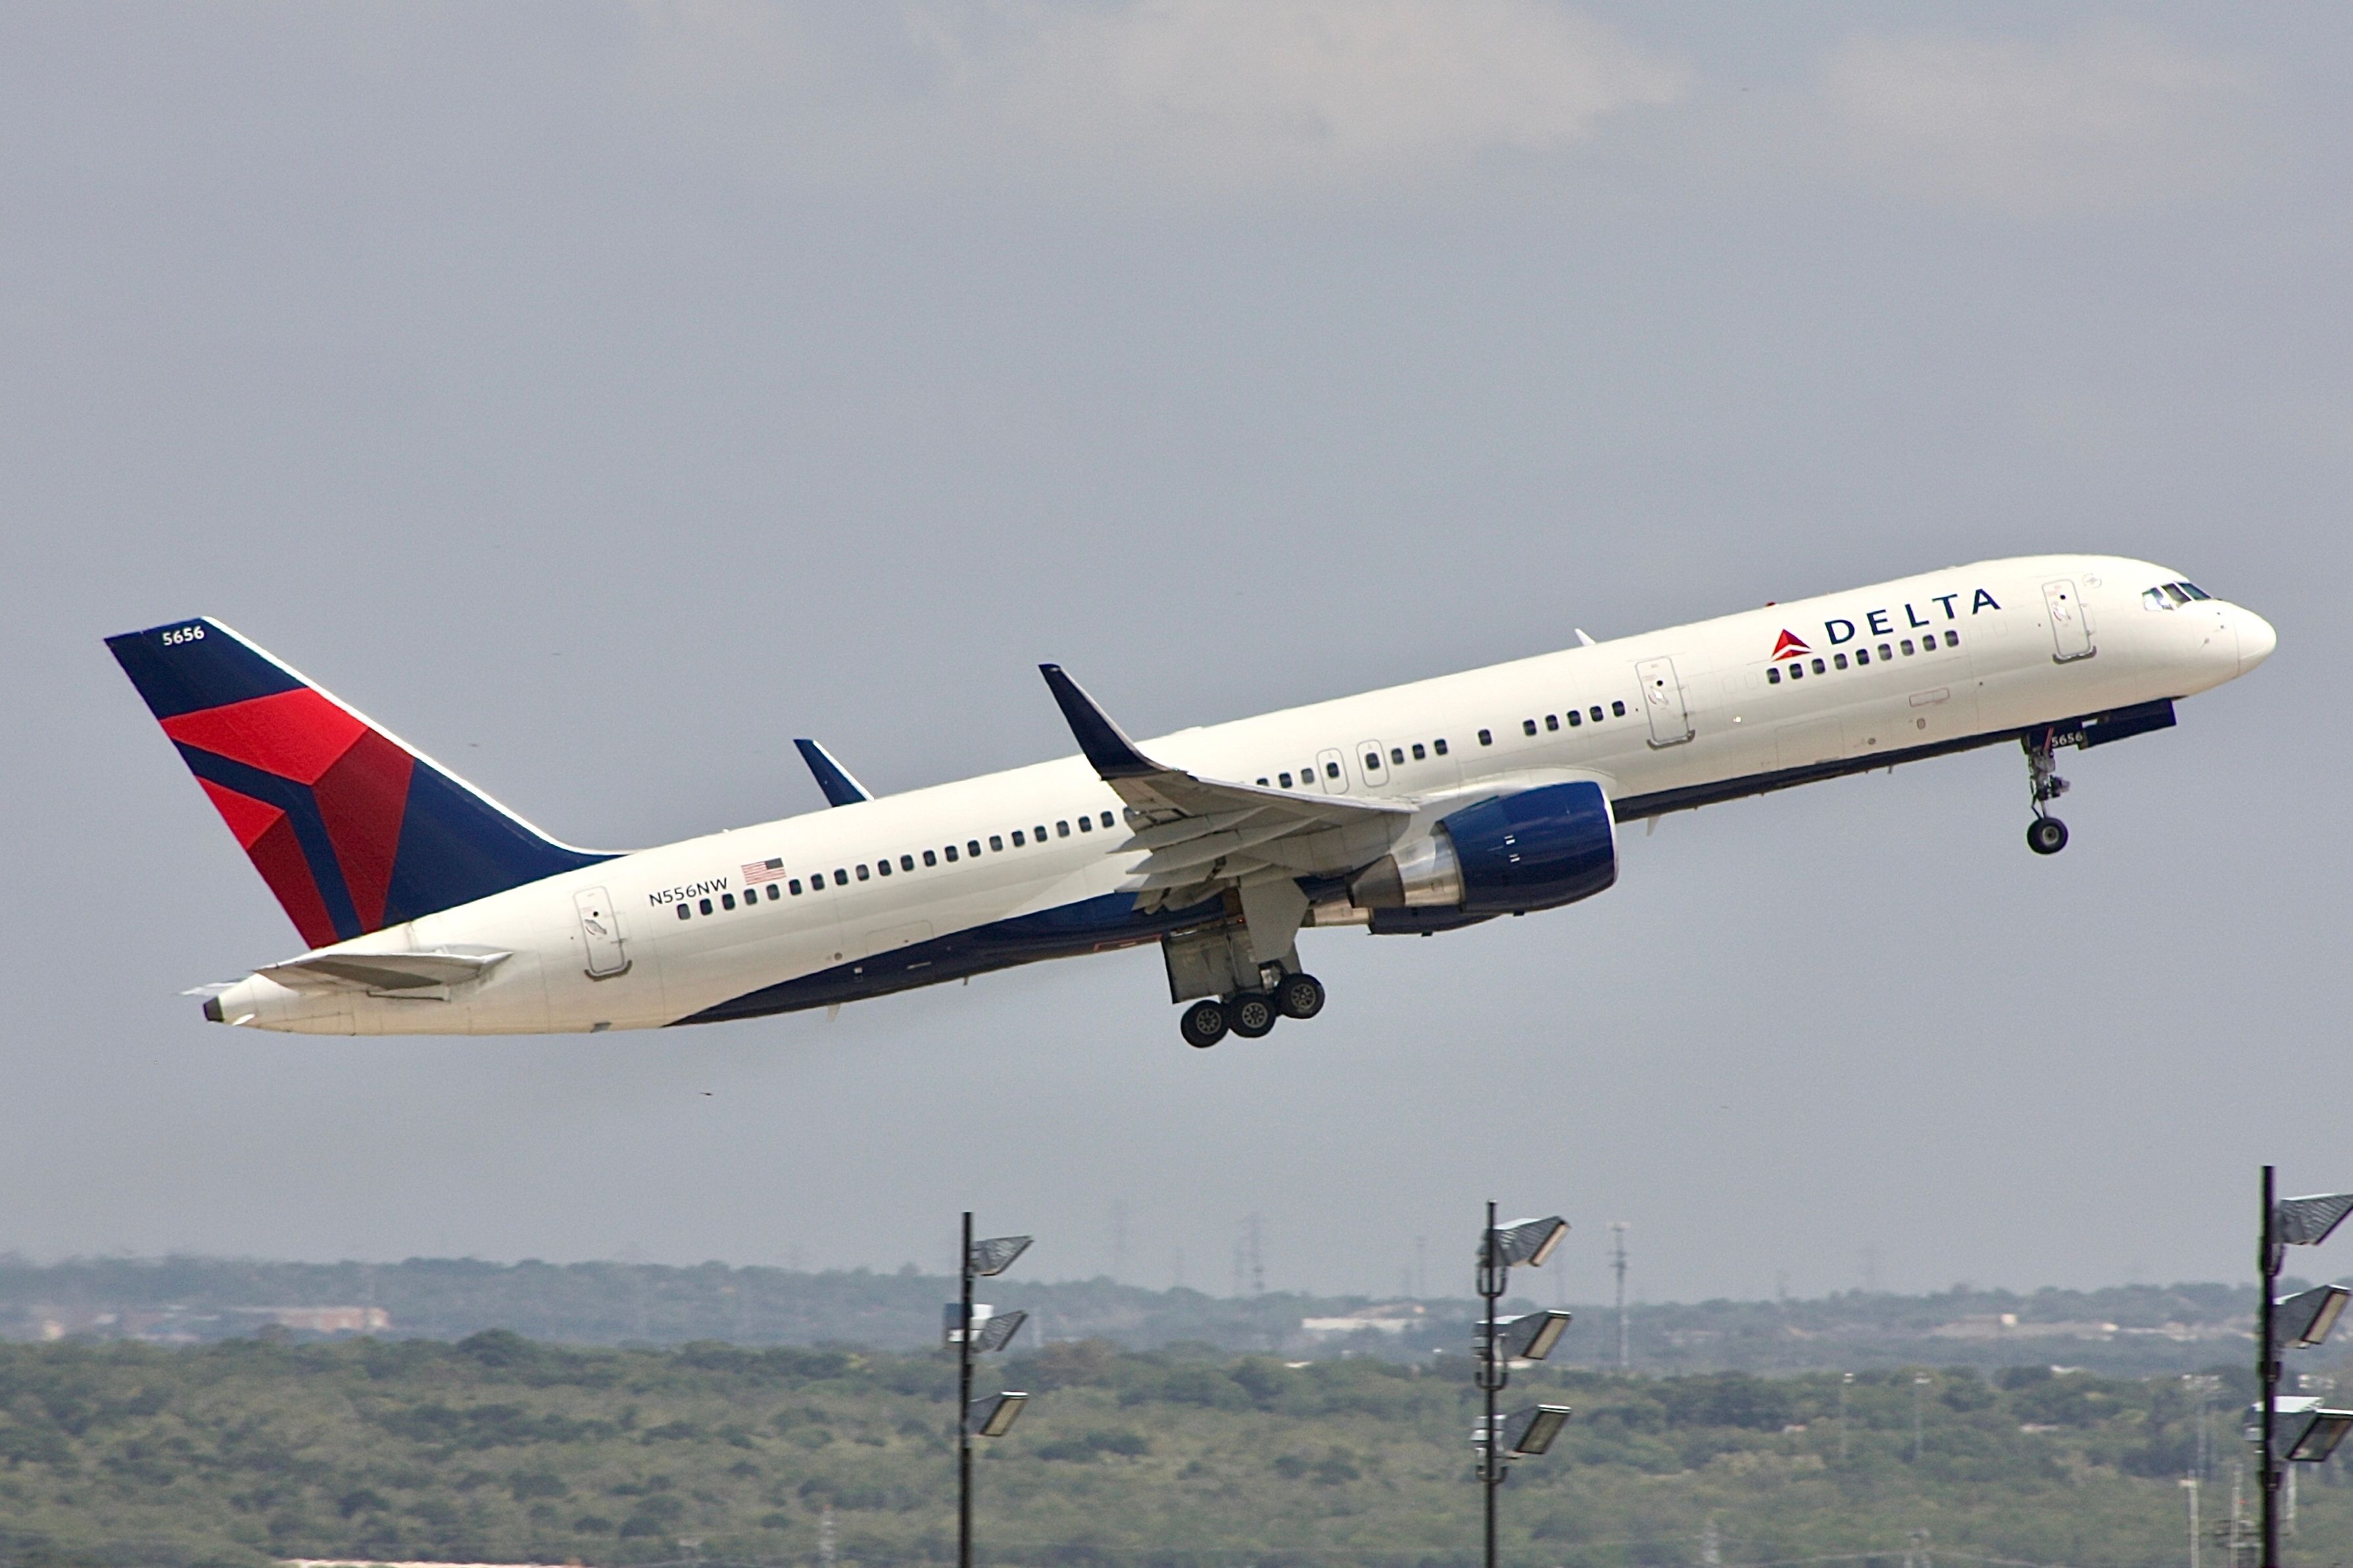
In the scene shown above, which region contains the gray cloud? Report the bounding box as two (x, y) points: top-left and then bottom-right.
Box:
(1820, 26), (2256, 214)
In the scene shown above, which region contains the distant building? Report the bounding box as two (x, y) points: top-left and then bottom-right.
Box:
(1301, 1302), (1426, 1337)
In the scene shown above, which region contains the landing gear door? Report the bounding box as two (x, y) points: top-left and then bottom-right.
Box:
(573, 887), (629, 978)
(2043, 580), (2094, 663)
(1636, 657), (1693, 748)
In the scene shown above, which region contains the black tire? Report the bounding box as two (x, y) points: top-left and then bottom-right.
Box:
(2027, 817), (2070, 855)
(1275, 972), (1326, 1020)
(1228, 993), (1278, 1038)
(1180, 1000), (1228, 1048)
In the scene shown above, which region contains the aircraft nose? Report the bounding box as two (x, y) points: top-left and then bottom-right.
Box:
(2235, 606), (2277, 674)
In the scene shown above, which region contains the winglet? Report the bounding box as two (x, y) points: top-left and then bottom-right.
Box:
(1038, 665), (1159, 779)
(794, 738), (873, 807)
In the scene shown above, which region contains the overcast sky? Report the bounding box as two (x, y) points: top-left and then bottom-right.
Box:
(4, 2), (2349, 1306)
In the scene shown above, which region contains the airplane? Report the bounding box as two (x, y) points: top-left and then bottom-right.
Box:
(108, 555), (2273, 1047)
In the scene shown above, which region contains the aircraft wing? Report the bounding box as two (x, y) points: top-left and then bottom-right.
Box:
(257, 948), (511, 993)
(1040, 664), (1409, 913)
(794, 738), (873, 807)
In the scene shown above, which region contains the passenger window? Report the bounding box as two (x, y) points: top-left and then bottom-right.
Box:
(1364, 752), (1380, 771)
(1390, 747), (1405, 765)
(877, 859), (891, 876)
(969, 840), (983, 857)
(1568, 707), (1584, 722)
(856, 865), (869, 880)
(1855, 649), (1870, 665)
(944, 845), (958, 862)
(1323, 763), (1338, 780)
(1901, 639), (1914, 655)
(698, 898), (713, 915)
(898, 855), (911, 871)
(1522, 720), (1537, 736)
(1545, 714), (1559, 731)
(1833, 653), (1848, 669)
(1011, 830), (1025, 847)
(921, 850), (936, 867)
(766, 883), (780, 901)
(988, 835), (1004, 852)
(833, 869), (848, 886)
(677, 903), (691, 921)
(1434, 738), (1449, 755)
(1766, 667), (1781, 684)
(1789, 663), (1804, 680)
(1878, 643), (1893, 660)
(1034, 824), (1048, 840)
(790, 878), (803, 894)
(1611, 701), (1625, 717)
(1478, 729), (1493, 746)
(1411, 743), (1426, 760)
(1100, 811), (1115, 828)
(1057, 821), (1070, 838)
(1810, 659), (1825, 675)
(722, 892), (736, 909)
(1279, 772), (1294, 788)
(1589, 706), (1603, 723)
(1943, 630), (1958, 648)
(1077, 817), (1092, 833)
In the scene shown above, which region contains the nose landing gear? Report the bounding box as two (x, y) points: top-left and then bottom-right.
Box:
(2025, 732), (2071, 855)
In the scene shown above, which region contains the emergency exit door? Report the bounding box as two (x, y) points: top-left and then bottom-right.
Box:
(574, 887), (629, 978)
(1637, 657), (1693, 748)
(2043, 581), (2094, 662)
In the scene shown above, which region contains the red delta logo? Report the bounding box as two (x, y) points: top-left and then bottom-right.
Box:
(1770, 629), (1812, 661)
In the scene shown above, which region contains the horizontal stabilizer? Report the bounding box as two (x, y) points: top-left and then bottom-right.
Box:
(258, 947), (510, 993)
(794, 738), (874, 807)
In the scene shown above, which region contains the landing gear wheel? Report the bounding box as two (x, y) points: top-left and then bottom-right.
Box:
(2027, 817), (2070, 855)
(1180, 1000), (1228, 1049)
(1274, 972), (1326, 1020)
(1228, 993), (1278, 1039)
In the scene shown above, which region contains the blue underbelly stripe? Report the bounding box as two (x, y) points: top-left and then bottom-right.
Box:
(669, 891), (1226, 1024)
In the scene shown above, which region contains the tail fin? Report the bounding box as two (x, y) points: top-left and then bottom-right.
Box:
(107, 617), (612, 948)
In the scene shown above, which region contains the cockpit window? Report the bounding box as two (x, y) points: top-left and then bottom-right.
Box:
(2163, 583), (2191, 604)
(2147, 582), (2212, 609)
(2179, 581), (2211, 600)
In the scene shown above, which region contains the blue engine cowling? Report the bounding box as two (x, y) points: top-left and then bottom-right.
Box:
(1351, 780), (1617, 922)
(1443, 780), (1617, 913)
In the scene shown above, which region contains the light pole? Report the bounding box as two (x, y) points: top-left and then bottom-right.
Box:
(2256, 1168), (2353, 1567)
(1475, 1203), (1572, 1568)
(952, 1214), (1032, 1568)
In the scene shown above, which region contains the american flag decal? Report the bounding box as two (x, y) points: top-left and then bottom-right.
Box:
(743, 857), (788, 885)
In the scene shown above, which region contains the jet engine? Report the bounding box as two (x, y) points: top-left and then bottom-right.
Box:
(1349, 780), (1617, 919)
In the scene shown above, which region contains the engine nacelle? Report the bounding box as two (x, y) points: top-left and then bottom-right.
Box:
(1350, 780), (1616, 918)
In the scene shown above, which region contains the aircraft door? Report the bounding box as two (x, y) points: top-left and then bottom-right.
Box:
(1355, 741), (1388, 789)
(2043, 580), (2094, 663)
(573, 887), (629, 978)
(1316, 747), (1350, 794)
(1636, 657), (1693, 748)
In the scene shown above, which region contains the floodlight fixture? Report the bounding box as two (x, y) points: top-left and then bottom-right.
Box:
(1493, 1216), (1569, 1269)
(1488, 1310), (1572, 1364)
(974, 1310), (1028, 1354)
(2277, 1284), (2350, 1349)
(969, 1235), (1033, 1277)
(1502, 1404), (1574, 1458)
(969, 1392), (1029, 1438)
(2276, 1193), (2353, 1248)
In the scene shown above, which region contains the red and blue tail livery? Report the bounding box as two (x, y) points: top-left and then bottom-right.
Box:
(107, 618), (611, 947)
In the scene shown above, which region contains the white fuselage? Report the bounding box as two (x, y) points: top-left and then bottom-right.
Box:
(207, 556), (2271, 1035)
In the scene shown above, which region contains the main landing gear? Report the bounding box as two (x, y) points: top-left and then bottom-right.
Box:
(2024, 732), (2071, 855)
(1180, 972), (1326, 1048)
